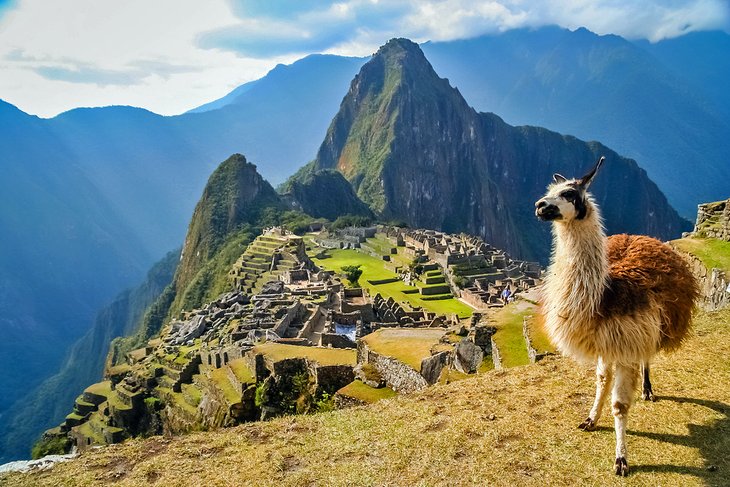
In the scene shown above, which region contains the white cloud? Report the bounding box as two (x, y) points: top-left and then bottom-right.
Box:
(0, 0), (727, 117)
(0, 0), (297, 116)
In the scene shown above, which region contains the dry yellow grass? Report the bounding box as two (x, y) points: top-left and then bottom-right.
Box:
(4, 308), (729, 487)
(361, 328), (446, 371)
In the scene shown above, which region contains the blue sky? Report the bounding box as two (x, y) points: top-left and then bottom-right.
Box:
(0, 0), (727, 117)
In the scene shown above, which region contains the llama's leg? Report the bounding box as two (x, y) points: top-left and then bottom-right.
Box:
(641, 362), (655, 401)
(579, 357), (613, 431)
(612, 363), (639, 476)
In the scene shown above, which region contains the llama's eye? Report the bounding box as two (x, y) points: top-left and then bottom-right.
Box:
(561, 190), (578, 199)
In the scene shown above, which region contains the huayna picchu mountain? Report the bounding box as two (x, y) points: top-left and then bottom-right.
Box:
(279, 166), (373, 221)
(309, 38), (689, 261)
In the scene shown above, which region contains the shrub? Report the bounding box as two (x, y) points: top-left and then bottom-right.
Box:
(31, 435), (72, 459)
(341, 265), (363, 285)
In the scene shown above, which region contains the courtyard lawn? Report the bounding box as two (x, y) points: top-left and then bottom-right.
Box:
(311, 248), (473, 318)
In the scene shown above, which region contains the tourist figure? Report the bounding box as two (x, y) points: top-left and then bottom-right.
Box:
(501, 286), (511, 304)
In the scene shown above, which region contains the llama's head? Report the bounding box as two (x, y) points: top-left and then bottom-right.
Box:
(535, 156), (605, 222)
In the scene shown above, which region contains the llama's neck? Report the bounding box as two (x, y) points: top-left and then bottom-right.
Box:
(545, 206), (608, 321)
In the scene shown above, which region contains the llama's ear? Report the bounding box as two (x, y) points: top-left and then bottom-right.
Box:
(578, 156), (605, 189)
(553, 173), (567, 184)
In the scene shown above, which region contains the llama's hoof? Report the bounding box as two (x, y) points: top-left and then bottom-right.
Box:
(642, 390), (656, 402)
(578, 417), (596, 431)
(614, 457), (629, 476)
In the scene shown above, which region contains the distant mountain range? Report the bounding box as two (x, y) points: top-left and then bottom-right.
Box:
(1, 26), (727, 462)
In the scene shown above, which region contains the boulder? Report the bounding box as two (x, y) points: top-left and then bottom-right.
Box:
(173, 315), (207, 345)
(420, 351), (451, 384)
(453, 338), (483, 374)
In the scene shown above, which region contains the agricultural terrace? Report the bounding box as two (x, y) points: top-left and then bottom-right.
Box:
(309, 243), (474, 319)
(336, 380), (397, 404)
(253, 342), (356, 366)
(361, 328), (447, 371)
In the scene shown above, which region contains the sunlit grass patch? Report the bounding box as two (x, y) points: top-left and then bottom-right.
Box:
(361, 328), (446, 371)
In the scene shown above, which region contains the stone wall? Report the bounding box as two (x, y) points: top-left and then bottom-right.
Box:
(490, 337), (503, 370)
(522, 316), (551, 363)
(357, 341), (428, 393)
(678, 250), (729, 311)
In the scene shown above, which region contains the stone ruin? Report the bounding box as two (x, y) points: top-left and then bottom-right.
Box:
(690, 198), (730, 241)
(381, 226), (542, 308)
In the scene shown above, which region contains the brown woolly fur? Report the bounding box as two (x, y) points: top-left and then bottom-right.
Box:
(604, 234), (698, 352)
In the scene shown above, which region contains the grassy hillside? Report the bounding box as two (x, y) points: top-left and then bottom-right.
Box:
(5, 307), (728, 486)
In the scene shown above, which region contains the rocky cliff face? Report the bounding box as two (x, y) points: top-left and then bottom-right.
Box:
(313, 38), (690, 261)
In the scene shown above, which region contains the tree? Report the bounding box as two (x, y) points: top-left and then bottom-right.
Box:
(341, 265), (363, 285)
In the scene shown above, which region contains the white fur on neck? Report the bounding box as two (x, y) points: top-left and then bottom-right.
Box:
(542, 196), (609, 361)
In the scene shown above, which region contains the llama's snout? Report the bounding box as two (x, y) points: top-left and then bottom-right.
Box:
(535, 199), (560, 220)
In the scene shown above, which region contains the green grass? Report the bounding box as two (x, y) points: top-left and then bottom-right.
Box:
(672, 237), (730, 274)
(228, 358), (255, 385)
(84, 381), (112, 398)
(337, 380), (397, 403)
(311, 247), (473, 318)
(75, 416), (105, 445)
(253, 343), (357, 366)
(104, 391), (132, 411)
(363, 235), (398, 256)
(526, 313), (555, 354)
(209, 368), (241, 404)
(361, 328), (446, 371)
(489, 302), (532, 368)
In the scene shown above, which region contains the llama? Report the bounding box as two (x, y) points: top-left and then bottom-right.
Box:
(534, 156), (698, 476)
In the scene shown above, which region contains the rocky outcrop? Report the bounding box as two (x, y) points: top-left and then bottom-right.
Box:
(453, 339), (483, 374)
(313, 38), (689, 262)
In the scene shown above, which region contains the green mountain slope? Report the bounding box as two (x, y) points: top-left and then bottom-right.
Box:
(279, 164), (373, 220)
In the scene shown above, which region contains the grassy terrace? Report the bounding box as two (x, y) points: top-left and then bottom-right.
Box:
(253, 343), (356, 366)
(489, 302), (533, 368)
(361, 328), (446, 371)
(228, 358), (255, 385)
(527, 313), (555, 354)
(337, 380), (397, 403)
(209, 367), (241, 404)
(672, 237), (730, 274)
(84, 381), (112, 398)
(310, 247), (473, 318)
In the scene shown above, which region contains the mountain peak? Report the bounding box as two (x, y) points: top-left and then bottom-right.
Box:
(377, 37), (422, 56)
